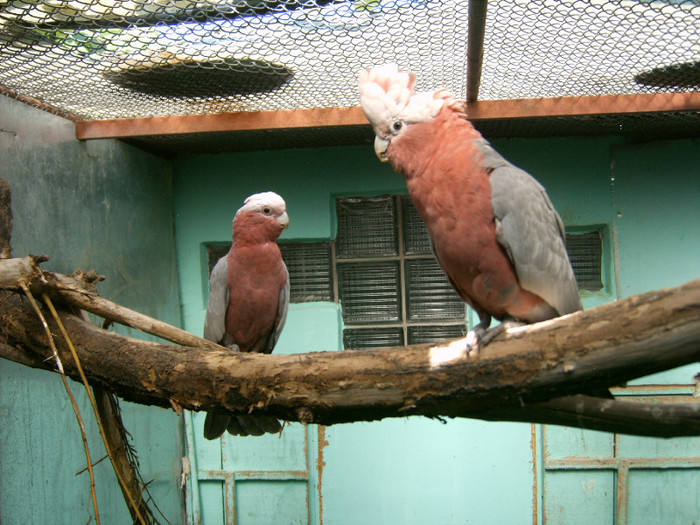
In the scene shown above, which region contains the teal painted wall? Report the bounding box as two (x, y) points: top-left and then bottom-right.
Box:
(4, 91), (696, 525)
(173, 135), (700, 524)
(0, 95), (185, 524)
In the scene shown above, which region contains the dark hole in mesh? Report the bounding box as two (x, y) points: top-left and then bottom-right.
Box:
(206, 244), (229, 276)
(635, 61), (700, 89)
(104, 58), (293, 97)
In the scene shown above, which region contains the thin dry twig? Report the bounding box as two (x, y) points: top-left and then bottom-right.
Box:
(42, 292), (150, 525)
(19, 283), (101, 525)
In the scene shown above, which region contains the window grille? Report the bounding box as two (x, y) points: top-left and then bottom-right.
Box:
(279, 242), (333, 302)
(335, 195), (467, 350)
(205, 240), (333, 303)
(335, 195), (398, 258)
(566, 230), (604, 292)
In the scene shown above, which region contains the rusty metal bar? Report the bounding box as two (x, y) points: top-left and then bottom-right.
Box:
(465, 92), (700, 120)
(74, 92), (700, 141)
(0, 85), (82, 122)
(75, 106), (369, 140)
(467, 0), (489, 103)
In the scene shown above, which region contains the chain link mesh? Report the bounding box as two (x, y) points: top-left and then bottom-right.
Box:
(0, 0), (698, 121)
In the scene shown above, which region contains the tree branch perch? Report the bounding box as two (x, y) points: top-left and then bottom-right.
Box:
(0, 252), (698, 437)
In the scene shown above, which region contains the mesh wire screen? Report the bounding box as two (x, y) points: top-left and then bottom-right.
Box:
(343, 327), (404, 349)
(408, 324), (467, 344)
(401, 193), (433, 255)
(279, 241), (334, 302)
(336, 195), (398, 258)
(566, 230), (604, 291)
(335, 194), (468, 349)
(337, 260), (402, 323)
(1, 0), (698, 121)
(207, 241), (335, 302)
(405, 258), (465, 321)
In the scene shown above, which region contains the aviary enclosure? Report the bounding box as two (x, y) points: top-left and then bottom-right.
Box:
(0, 0), (699, 523)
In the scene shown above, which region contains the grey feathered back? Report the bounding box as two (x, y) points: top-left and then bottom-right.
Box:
(204, 256), (230, 344)
(476, 139), (582, 316)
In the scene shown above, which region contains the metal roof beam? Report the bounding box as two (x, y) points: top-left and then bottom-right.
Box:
(467, 0), (489, 103)
(75, 92), (700, 140)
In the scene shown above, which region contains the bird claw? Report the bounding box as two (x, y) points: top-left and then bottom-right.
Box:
(465, 319), (524, 356)
(464, 330), (481, 357)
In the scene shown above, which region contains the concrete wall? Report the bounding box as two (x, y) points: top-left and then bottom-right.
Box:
(0, 95), (185, 525)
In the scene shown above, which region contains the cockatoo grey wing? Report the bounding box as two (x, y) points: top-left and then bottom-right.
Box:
(264, 275), (289, 354)
(204, 256), (230, 344)
(476, 139), (582, 316)
(203, 256), (232, 440)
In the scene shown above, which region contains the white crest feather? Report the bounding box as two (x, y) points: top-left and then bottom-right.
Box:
(359, 64), (448, 133)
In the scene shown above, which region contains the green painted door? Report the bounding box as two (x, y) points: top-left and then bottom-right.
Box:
(186, 412), (321, 525)
(183, 305), (335, 525)
(539, 388), (700, 525)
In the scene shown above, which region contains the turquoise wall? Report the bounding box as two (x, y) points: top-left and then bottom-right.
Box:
(2, 88), (696, 525)
(0, 95), (185, 524)
(173, 135), (699, 524)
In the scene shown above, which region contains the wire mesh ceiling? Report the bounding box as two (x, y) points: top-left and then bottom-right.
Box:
(0, 0), (698, 122)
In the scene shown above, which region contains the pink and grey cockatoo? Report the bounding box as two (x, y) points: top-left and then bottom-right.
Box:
(203, 192), (290, 439)
(358, 64), (582, 351)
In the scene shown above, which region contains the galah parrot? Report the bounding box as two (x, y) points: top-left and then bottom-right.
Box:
(358, 64), (582, 351)
(203, 191), (290, 440)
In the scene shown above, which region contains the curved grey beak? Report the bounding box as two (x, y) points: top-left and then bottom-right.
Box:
(374, 136), (390, 163)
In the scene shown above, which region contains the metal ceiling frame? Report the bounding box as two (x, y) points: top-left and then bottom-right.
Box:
(73, 0), (700, 145)
(466, 0), (487, 103)
(2, 0), (689, 145)
(75, 91), (700, 141)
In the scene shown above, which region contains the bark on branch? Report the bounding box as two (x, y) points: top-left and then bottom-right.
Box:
(0, 253), (699, 437)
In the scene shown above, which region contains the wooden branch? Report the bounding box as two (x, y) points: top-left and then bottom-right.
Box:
(1, 255), (699, 436)
(474, 395), (700, 438)
(0, 259), (220, 352)
(0, 178), (12, 258)
(93, 387), (155, 524)
(41, 270), (222, 352)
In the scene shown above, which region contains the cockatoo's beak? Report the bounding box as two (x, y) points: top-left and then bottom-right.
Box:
(277, 211), (290, 229)
(374, 136), (390, 162)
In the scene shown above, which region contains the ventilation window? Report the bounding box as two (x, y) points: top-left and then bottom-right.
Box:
(336, 196), (398, 258)
(565, 230), (604, 292)
(205, 240), (334, 304)
(335, 195), (467, 350)
(206, 244), (229, 276)
(279, 242), (333, 303)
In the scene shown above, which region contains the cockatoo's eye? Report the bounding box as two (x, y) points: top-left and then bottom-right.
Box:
(391, 120), (403, 134)
(263, 207), (271, 214)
